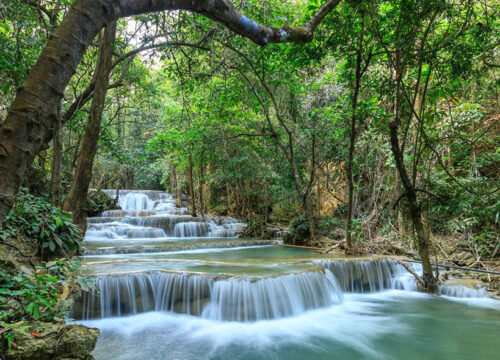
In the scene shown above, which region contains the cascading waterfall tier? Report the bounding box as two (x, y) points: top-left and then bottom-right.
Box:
(87, 215), (245, 239)
(312, 258), (419, 292)
(83, 240), (283, 256)
(90, 190), (246, 238)
(203, 269), (343, 321)
(73, 269), (343, 321)
(73, 272), (213, 319)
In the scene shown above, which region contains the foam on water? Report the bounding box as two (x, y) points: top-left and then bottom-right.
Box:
(80, 294), (401, 360)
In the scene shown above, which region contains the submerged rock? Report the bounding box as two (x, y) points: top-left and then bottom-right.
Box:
(3, 323), (99, 360)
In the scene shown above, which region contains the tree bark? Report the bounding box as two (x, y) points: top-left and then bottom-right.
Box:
(0, 0), (341, 225)
(198, 160), (205, 217)
(187, 156), (197, 217)
(176, 166), (182, 208)
(169, 164), (177, 195)
(62, 22), (117, 231)
(50, 105), (63, 206)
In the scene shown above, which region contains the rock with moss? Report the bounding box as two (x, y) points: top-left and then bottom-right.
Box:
(2, 322), (99, 360)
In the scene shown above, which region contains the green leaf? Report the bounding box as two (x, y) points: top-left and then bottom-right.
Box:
(48, 241), (56, 252)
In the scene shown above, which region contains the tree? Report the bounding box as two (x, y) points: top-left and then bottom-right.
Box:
(0, 0), (341, 224)
(62, 22), (117, 231)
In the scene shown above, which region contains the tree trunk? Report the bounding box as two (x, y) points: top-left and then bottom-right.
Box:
(345, 14), (368, 253)
(62, 22), (117, 231)
(198, 160), (205, 217)
(224, 183), (229, 212)
(187, 156), (196, 217)
(50, 107), (63, 206)
(345, 88), (359, 252)
(301, 195), (317, 245)
(169, 164), (177, 195)
(176, 166), (182, 208)
(389, 120), (437, 293)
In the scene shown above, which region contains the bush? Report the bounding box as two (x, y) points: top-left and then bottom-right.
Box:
(0, 259), (94, 350)
(86, 190), (119, 217)
(0, 188), (83, 257)
(429, 175), (499, 257)
(288, 214), (311, 242)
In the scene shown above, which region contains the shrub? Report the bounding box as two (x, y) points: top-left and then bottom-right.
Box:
(0, 188), (82, 257)
(86, 190), (119, 217)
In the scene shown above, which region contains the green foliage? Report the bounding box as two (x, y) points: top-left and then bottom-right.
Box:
(429, 176), (499, 257)
(0, 189), (82, 256)
(86, 191), (118, 217)
(0, 259), (95, 348)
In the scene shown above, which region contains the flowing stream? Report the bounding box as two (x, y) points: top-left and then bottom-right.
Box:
(75, 190), (500, 359)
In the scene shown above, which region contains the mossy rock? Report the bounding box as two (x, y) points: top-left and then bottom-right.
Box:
(3, 322), (99, 360)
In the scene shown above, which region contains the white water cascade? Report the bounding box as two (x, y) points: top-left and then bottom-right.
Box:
(76, 190), (495, 326)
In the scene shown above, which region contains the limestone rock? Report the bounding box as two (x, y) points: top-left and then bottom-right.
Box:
(4, 323), (99, 360)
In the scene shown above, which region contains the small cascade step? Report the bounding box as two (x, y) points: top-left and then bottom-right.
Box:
(83, 239), (283, 256)
(87, 215), (246, 238)
(72, 268), (343, 321)
(313, 258), (419, 292)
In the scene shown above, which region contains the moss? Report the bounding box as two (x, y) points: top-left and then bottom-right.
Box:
(2, 322), (99, 360)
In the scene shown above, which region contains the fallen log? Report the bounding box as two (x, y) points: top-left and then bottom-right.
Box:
(404, 260), (500, 275)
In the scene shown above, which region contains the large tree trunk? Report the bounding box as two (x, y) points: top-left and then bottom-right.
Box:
(0, 0), (339, 225)
(50, 107), (63, 206)
(62, 22), (117, 230)
(387, 44), (437, 293)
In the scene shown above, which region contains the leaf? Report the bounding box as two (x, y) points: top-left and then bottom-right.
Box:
(11, 289), (28, 295)
(19, 266), (34, 276)
(48, 241), (56, 252)
(54, 236), (63, 247)
(492, 240), (500, 258)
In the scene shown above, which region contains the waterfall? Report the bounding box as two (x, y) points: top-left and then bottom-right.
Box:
(73, 269), (342, 321)
(76, 189), (494, 329)
(173, 222), (211, 238)
(312, 259), (419, 292)
(73, 272), (213, 319)
(118, 192), (156, 211)
(203, 269), (343, 321)
(87, 215), (245, 238)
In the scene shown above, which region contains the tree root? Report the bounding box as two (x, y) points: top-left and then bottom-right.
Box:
(395, 258), (426, 289)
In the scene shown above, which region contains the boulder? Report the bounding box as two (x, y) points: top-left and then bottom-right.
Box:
(3, 323), (99, 360)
